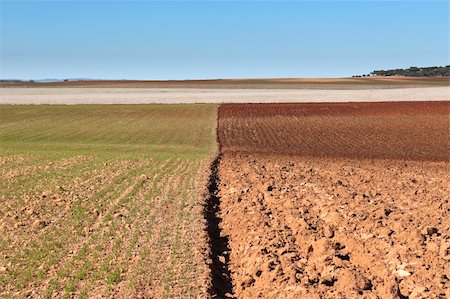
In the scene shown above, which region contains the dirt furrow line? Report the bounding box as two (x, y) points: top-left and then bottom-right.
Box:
(124, 159), (187, 297)
(98, 158), (183, 297)
(4, 160), (154, 297)
(122, 161), (191, 298)
(162, 160), (199, 298)
(53, 158), (172, 297)
(113, 158), (183, 297)
(9, 157), (122, 250)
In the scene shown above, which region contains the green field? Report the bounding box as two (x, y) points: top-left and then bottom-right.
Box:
(0, 105), (217, 298)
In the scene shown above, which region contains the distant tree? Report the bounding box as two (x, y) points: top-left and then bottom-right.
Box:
(365, 65), (449, 77)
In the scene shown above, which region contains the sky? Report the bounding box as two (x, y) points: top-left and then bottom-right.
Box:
(0, 1), (448, 80)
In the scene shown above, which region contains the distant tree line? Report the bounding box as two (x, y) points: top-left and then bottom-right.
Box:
(354, 65), (449, 77)
(0, 80), (35, 83)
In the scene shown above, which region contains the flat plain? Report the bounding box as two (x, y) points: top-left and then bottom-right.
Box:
(217, 102), (450, 298)
(1, 87), (449, 105)
(1, 78), (449, 105)
(2, 77), (449, 89)
(0, 105), (217, 298)
(1, 79), (449, 298)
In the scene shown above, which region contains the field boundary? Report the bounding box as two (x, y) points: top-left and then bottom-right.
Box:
(204, 112), (234, 298)
(205, 154), (234, 298)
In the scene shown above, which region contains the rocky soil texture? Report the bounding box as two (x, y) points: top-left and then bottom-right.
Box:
(217, 102), (450, 298)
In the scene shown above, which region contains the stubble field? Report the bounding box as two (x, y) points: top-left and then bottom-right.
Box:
(217, 102), (450, 298)
(0, 105), (217, 298)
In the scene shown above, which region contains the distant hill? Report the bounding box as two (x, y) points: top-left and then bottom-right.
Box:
(0, 80), (27, 83)
(0, 78), (94, 83)
(355, 65), (449, 77)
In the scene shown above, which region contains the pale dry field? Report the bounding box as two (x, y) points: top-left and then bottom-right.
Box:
(0, 87), (449, 104)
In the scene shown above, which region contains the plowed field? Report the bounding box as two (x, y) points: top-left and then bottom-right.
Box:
(219, 102), (449, 161)
(0, 105), (217, 298)
(217, 102), (450, 298)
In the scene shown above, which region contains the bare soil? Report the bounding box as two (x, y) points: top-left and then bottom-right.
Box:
(219, 102), (450, 161)
(217, 102), (450, 298)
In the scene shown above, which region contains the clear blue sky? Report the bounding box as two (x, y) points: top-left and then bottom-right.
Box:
(0, 1), (448, 80)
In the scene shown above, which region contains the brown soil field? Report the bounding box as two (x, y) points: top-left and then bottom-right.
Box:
(218, 102), (450, 161)
(2, 77), (449, 89)
(216, 102), (450, 298)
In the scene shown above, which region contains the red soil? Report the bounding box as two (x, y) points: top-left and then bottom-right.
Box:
(218, 102), (450, 161)
(217, 102), (450, 298)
